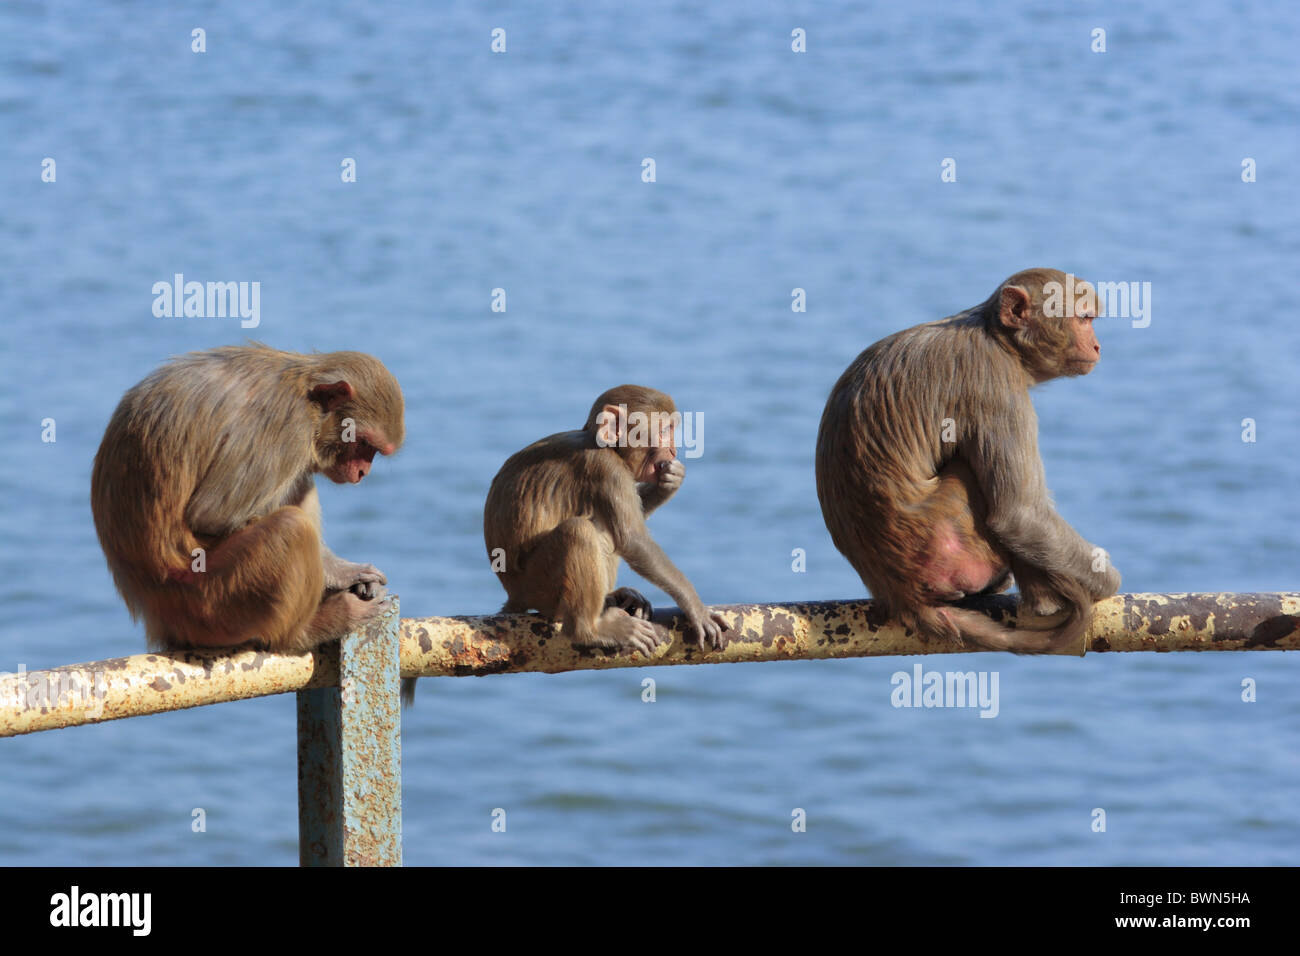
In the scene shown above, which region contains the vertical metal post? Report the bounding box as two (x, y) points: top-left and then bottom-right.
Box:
(297, 598), (402, 866)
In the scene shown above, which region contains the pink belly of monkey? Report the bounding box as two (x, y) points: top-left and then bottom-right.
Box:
(917, 525), (1007, 599)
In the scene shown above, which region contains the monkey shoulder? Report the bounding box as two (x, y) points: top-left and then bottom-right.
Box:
(130, 350), (310, 432)
(486, 432), (636, 554)
(497, 431), (588, 480)
(838, 322), (966, 408)
(822, 316), (1023, 476)
(491, 431), (629, 505)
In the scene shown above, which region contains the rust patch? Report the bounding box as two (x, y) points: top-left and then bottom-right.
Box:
(757, 607), (797, 648)
(445, 635), (516, 673)
(864, 602), (892, 631)
(1246, 615), (1300, 648)
(1213, 594), (1284, 640)
(1127, 595), (1171, 635)
(1173, 594), (1222, 634)
(453, 660), (514, 677)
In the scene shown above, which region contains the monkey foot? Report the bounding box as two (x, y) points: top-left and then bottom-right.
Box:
(605, 587), (653, 620)
(578, 606), (668, 656)
(349, 580), (386, 602)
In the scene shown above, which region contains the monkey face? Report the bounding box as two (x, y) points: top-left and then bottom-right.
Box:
(592, 395), (679, 482)
(324, 441), (380, 484)
(1065, 312), (1102, 376)
(635, 417), (677, 482)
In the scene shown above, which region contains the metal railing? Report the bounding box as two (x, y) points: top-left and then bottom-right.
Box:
(3, 592), (1298, 865)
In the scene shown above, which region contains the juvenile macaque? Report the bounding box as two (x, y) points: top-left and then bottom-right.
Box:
(91, 344), (403, 653)
(489, 384), (727, 647)
(816, 268), (1120, 651)
(403, 385), (728, 704)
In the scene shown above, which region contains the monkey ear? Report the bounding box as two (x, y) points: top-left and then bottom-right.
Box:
(594, 403), (624, 448)
(309, 380), (356, 412)
(998, 285), (1033, 330)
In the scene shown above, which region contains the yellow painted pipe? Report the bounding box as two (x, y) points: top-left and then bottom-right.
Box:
(5, 593), (1297, 736)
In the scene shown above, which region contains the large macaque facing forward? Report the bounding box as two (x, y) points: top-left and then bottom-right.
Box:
(91, 344), (404, 654)
(816, 268), (1120, 652)
(488, 385), (729, 652)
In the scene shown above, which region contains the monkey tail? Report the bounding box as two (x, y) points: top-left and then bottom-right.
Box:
(400, 677), (418, 708)
(918, 573), (1092, 654)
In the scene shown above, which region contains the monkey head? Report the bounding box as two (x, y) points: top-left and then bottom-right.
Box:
(988, 268), (1104, 383)
(586, 384), (679, 483)
(309, 353), (406, 484)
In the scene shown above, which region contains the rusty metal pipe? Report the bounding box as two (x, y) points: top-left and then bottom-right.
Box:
(4, 594), (1297, 737)
(399, 592), (1300, 680)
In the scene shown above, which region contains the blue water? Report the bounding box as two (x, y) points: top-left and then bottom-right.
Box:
(2, 0), (1298, 865)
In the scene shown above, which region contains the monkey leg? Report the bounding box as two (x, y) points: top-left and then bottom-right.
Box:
(524, 518), (666, 656)
(294, 586), (391, 653)
(146, 506), (332, 652)
(917, 463), (1095, 652)
(914, 459), (1011, 601)
(918, 548), (1092, 655)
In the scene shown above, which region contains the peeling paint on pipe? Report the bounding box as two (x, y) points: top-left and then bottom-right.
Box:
(0, 644), (336, 737)
(4, 593), (1298, 738)
(399, 593), (1300, 681)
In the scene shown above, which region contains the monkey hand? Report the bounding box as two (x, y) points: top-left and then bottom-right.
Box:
(655, 459), (685, 494)
(684, 605), (730, 651)
(638, 460), (685, 516)
(1085, 561), (1121, 601)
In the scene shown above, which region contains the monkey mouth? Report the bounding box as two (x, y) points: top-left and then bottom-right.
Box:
(325, 461), (370, 483)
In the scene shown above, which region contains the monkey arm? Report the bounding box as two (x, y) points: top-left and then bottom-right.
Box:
(619, 531), (708, 617)
(637, 483), (669, 516)
(964, 401), (1116, 590)
(636, 483), (662, 515)
(618, 529), (731, 650)
(604, 472), (701, 611)
(290, 481), (386, 595)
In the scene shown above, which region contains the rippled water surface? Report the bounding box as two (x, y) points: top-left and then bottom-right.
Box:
(1, 1), (1298, 865)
